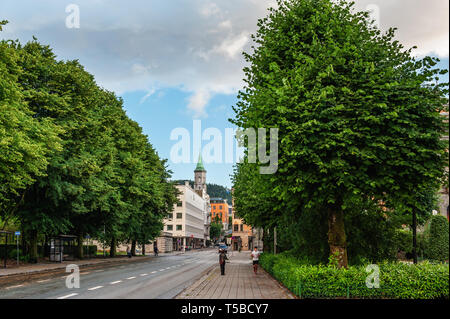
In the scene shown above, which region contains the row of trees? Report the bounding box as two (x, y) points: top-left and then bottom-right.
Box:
(231, 0), (448, 267)
(0, 21), (178, 262)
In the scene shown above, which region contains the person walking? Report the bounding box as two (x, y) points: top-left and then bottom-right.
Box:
(126, 246), (132, 258)
(153, 242), (159, 256)
(251, 247), (260, 274)
(219, 248), (228, 276)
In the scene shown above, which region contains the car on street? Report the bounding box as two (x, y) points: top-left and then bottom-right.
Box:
(218, 244), (228, 252)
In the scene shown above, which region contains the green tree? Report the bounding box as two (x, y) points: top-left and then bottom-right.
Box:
(210, 215), (223, 242)
(231, 0), (448, 267)
(1, 30), (177, 262)
(0, 22), (62, 233)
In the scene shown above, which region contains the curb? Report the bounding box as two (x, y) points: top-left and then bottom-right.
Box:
(174, 263), (217, 299)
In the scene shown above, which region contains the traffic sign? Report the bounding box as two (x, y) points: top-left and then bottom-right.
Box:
(14, 231), (20, 265)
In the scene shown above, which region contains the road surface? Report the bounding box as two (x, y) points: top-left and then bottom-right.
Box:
(0, 249), (218, 299)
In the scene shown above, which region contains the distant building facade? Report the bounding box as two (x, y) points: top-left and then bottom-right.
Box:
(211, 198), (229, 229)
(163, 156), (211, 250)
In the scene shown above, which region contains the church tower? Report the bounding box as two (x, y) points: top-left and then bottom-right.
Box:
(194, 154), (207, 194)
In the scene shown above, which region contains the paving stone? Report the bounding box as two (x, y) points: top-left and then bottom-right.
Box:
(177, 252), (295, 299)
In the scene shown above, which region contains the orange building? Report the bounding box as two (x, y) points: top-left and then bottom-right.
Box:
(210, 198), (229, 227)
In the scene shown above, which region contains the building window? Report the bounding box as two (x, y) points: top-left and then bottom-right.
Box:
(234, 224), (239, 232)
(167, 225), (173, 231)
(176, 225), (182, 231)
(177, 213), (183, 219)
(220, 205), (223, 209)
(240, 224), (244, 232)
(177, 201), (182, 207)
(167, 213), (173, 220)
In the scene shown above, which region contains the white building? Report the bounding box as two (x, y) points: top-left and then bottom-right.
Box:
(164, 156), (211, 250)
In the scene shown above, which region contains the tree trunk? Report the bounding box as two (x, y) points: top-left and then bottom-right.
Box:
(109, 237), (116, 257)
(131, 240), (136, 256)
(43, 234), (49, 257)
(22, 234), (27, 257)
(142, 241), (146, 256)
(29, 230), (38, 264)
(77, 232), (84, 260)
(327, 206), (348, 268)
(412, 210), (417, 264)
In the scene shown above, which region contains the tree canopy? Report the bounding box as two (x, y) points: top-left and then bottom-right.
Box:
(0, 21), (177, 261)
(231, 0), (448, 267)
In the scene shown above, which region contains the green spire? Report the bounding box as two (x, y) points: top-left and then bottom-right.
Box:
(195, 154), (206, 172)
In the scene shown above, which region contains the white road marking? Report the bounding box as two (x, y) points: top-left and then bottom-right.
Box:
(110, 280), (122, 285)
(37, 279), (50, 283)
(95, 270), (104, 272)
(88, 286), (104, 291)
(6, 284), (24, 289)
(151, 271), (157, 274)
(159, 269), (165, 272)
(126, 276), (136, 280)
(140, 274), (148, 277)
(80, 272), (90, 275)
(57, 293), (78, 299)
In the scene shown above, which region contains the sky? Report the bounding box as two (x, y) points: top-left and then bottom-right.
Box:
(1, 0), (448, 187)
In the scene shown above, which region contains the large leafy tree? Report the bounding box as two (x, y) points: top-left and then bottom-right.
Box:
(1, 24), (177, 262)
(0, 22), (61, 231)
(231, 0), (448, 267)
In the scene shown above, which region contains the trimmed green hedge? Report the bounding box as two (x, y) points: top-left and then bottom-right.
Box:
(260, 253), (449, 299)
(424, 215), (449, 262)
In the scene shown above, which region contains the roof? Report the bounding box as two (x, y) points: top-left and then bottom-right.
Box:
(194, 154), (206, 172)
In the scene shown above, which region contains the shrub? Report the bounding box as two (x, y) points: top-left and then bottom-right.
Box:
(423, 215), (449, 262)
(260, 253), (449, 299)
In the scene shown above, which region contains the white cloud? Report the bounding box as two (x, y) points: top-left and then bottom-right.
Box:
(139, 88), (157, 104)
(1, 0), (447, 118)
(187, 89), (211, 118)
(213, 32), (249, 59)
(200, 2), (221, 17)
(352, 0), (449, 57)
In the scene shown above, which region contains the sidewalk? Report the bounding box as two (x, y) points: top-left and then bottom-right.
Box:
(176, 251), (295, 299)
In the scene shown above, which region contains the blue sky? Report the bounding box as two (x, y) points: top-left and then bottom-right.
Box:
(1, 0), (448, 187)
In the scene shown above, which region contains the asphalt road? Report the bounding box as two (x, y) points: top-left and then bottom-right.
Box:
(0, 249), (218, 299)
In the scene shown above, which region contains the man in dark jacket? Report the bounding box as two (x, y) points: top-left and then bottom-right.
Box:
(154, 242), (159, 256)
(219, 249), (228, 275)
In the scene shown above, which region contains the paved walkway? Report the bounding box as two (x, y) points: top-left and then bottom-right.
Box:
(176, 251), (295, 299)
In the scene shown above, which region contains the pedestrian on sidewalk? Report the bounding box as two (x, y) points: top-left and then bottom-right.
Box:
(154, 242), (159, 256)
(251, 247), (260, 274)
(219, 248), (228, 276)
(126, 246), (132, 258)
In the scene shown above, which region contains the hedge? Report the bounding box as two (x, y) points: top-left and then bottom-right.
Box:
(260, 253), (449, 299)
(423, 215), (449, 262)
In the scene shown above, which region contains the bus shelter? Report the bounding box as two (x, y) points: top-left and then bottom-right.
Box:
(49, 235), (77, 262)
